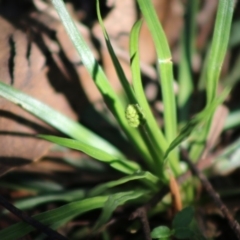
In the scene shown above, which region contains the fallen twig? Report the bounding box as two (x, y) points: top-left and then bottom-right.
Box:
(130, 206), (151, 240)
(0, 194), (68, 240)
(182, 149), (240, 240)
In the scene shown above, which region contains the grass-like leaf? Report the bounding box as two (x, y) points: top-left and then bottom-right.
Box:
(3, 189), (86, 212)
(95, 0), (152, 164)
(96, 0), (136, 105)
(51, 0), (151, 162)
(178, 0), (198, 124)
(136, 0), (180, 175)
(0, 81), (123, 158)
(136, 0), (177, 149)
(39, 135), (140, 175)
(0, 190), (149, 239)
(0, 177), (64, 193)
(93, 190), (147, 231)
(9, 171), (159, 214)
(88, 171), (159, 196)
(130, 20), (169, 174)
(190, 0), (235, 161)
(0, 196), (109, 240)
(206, 0), (235, 104)
(164, 87), (230, 160)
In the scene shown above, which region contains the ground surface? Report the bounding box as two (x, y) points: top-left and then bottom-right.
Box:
(0, 0), (240, 239)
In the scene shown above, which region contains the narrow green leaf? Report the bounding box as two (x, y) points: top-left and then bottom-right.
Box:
(134, 0), (181, 175)
(96, 0), (153, 164)
(39, 135), (140, 175)
(130, 20), (169, 174)
(206, 0), (235, 104)
(89, 171), (159, 197)
(96, 0), (136, 105)
(190, 0), (235, 161)
(164, 87), (230, 160)
(136, 0), (171, 58)
(0, 81), (123, 158)
(0, 178), (63, 193)
(136, 0), (178, 158)
(93, 190), (147, 231)
(51, 0), (151, 163)
(4, 190), (86, 212)
(178, 0), (198, 124)
(0, 196), (108, 240)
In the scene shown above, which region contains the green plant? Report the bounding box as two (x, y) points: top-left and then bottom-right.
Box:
(0, 0), (236, 239)
(150, 207), (202, 240)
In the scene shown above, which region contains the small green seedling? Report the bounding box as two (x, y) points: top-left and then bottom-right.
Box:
(151, 207), (205, 240)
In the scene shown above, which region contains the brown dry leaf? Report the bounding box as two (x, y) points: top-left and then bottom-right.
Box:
(0, 17), (50, 175)
(140, 0), (183, 64)
(197, 0), (218, 50)
(33, 0), (103, 104)
(92, 0), (137, 102)
(0, 10), (82, 176)
(56, 19), (101, 103)
(0, 0), (185, 176)
(90, 0), (183, 105)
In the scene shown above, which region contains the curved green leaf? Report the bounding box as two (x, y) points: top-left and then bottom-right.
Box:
(0, 81), (123, 158)
(0, 196), (108, 240)
(51, 0), (151, 163)
(93, 190), (147, 231)
(4, 189), (86, 212)
(164, 87), (230, 160)
(89, 171), (159, 196)
(136, 0), (178, 158)
(39, 134), (140, 174)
